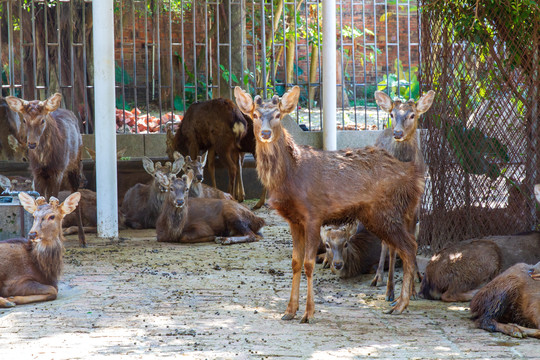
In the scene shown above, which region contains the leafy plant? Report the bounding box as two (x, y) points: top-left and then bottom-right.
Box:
(377, 59), (419, 101)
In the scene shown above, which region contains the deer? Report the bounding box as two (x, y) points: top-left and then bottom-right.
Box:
(320, 222), (385, 278)
(120, 156), (184, 229)
(0, 191), (80, 308)
(0, 175), (34, 193)
(156, 171), (265, 244)
(0, 97), (26, 161)
(369, 90), (435, 300)
(234, 86), (424, 322)
(166, 98), (266, 208)
(420, 185), (540, 302)
(5, 93), (86, 247)
(470, 261), (540, 339)
(172, 151), (233, 200)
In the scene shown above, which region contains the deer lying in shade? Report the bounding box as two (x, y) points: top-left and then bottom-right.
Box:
(0, 192), (80, 308)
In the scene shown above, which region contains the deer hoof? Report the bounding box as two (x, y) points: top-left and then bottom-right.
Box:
(215, 237), (226, 245)
(386, 293), (395, 302)
(370, 276), (381, 287)
(281, 313), (296, 321)
(3, 300), (16, 308)
(299, 315), (312, 324)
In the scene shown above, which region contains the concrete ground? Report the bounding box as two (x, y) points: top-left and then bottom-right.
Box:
(0, 200), (538, 359)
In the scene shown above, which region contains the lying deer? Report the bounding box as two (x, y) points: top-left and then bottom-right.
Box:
(371, 90), (434, 299)
(156, 171), (265, 244)
(0, 174), (34, 193)
(420, 186), (540, 302)
(121, 156), (183, 229)
(5, 93), (86, 247)
(0, 191), (80, 307)
(173, 151), (233, 200)
(234, 86), (424, 322)
(320, 222), (384, 279)
(470, 261), (540, 339)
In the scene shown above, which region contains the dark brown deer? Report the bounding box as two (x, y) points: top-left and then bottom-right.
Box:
(5, 93), (85, 247)
(0, 97), (25, 161)
(470, 261), (540, 339)
(370, 90), (434, 298)
(156, 171), (265, 244)
(173, 151), (233, 200)
(234, 86), (424, 322)
(420, 186), (540, 302)
(0, 191), (80, 308)
(121, 156), (184, 229)
(166, 98), (266, 208)
(320, 222), (384, 278)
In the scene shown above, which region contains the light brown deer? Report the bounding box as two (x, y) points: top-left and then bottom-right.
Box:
(156, 171), (265, 244)
(173, 151), (233, 200)
(420, 185), (540, 302)
(120, 156), (184, 229)
(0, 175), (33, 193)
(234, 86), (424, 322)
(370, 90), (435, 300)
(470, 261), (540, 338)
(5, 93), (86, 247)
(0, 191), (80, 308)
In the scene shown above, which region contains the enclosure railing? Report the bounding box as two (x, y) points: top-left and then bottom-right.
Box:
(0, 0), (420, 137)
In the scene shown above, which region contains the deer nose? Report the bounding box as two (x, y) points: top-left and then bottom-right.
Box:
(260, 130), (272, 140)
(393, 130), (404, 139)
(196, 175), (203, 182)
(28, 142), (37, 150)
(333, 261), (343, 270)
(175, 199), (184, 208)
(28, 231), (38, 240)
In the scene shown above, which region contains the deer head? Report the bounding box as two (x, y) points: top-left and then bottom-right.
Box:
(166, 171), (195, 209)
(320, 223), (357, 273)
(19, 191), (81, 244)
(5, 93), (63, 150)
(374, 90), (435, 141)
(234, 86), (300, 143)
(177, 151), (207, 183)
(142, 156), (184, 192)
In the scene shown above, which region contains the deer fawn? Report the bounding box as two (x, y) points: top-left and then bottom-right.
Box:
(5, 93), (86, 247)
(173, 151), (233, 200)
(121, 156), (184, 229)
(234, 86), (424, 322)
(156, 171), (265, 244)
(370, 90), (434, 300)
(470, 261), (540, 338)
(0, 191), (80, 308)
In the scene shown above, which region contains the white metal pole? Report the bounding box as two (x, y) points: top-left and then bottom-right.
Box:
(322, 0), (337, 151)
(93, 0), (118, 238)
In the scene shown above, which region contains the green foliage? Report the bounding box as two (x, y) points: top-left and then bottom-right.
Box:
(377, 59), (419, 101)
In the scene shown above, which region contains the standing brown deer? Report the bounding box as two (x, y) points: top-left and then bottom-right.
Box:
(156, 171), (265, 244)
(0, 191), (81, 308)
(166, 98), (266, 208)
(5, 93), (86, 247)
(370, 90), (435, 300)
(470, 261), (540, 338)
(120, 156), (184, 229)
(234, 86), (424, 322)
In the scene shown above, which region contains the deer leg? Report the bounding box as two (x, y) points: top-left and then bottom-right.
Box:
(252, 187), (266, 210)
(385, 246), (396, 302)
(481, 320), (537, 339)
(223, 152), (238, 201)
(67, 170), (86, 247)
(371, 242), (388, 287)
(441, 289), (479, 302)
(300, 223), (321, 324)
(207, 148), (217, 188)
(387, 231), (417, 314)
(5, 281), (58, 306)
(0, 297), (16, 307)
(235, 153), (246, 203)
(64, 226), (97, 236)
(217, 234), (261, 245)
(282, 222), (305, 321)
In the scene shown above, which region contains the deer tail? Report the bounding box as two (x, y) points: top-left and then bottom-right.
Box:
(232, 115), (248, 149)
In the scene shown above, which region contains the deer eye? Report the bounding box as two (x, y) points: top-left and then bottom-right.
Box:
(253, 113), (259, 119)
(325, 243), (330, 249)
(390, 113), (394, 118)
(275, 114), (280, 119)
(410, 114), (415, 119)
(48, 215), (55, 221)
(41, 119), (45, 125)
(22, 118), (26, 124)
(343, 242), (348, 248)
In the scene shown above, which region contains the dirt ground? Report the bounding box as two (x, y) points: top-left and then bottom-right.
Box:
(0, 200), (538, 359)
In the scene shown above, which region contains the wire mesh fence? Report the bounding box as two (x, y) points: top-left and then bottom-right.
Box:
(0, 0), (420, 142)
(418, 0), (540, 252)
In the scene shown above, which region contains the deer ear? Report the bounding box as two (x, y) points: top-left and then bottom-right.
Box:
(200, 151), (208, 167)
(234, 86), (254, 115)
(173, 151), (183, 162)
(279, 86), (300, 114)
(44, 93), (62, 113)
(0, 175), (11, 190)
(19, 192), (37, 214)
(183, 171), (194, 188)
(374, 91), (394, 113)
(5, 96), (25, 113)
(416, 90), (435, 114)
(320, 226), (330, 241)
(60, 192), (81, 216)
(171, 156), (184, 175)
(142, 157), (155, 175)
(535, 184), (540, 204)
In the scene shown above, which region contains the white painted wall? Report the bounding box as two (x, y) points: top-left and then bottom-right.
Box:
(322, 0), (337, 151)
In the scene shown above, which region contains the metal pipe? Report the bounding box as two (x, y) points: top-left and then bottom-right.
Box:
(93, 0), (118, 239)
(322, 0), (336, 151)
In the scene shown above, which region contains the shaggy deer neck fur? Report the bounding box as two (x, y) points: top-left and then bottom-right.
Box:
(157, 196), (189, 241)
(31, 238), (64, 286)
(29, 114), (62, 168)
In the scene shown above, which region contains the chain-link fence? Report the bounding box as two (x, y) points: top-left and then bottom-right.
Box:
(418, 0), (540, 252)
